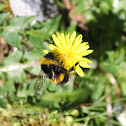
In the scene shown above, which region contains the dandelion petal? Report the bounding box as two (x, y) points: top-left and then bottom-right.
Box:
(52, 34), (62, 48)
(43, 50), (49, 54)
(76, 45), (90, 54)
(79, 61), (91, 68)
(65, 32), (70, 49)
(73, 34), (83, 49)
(81, 50), (93, 56)
(70, 31), (76, 45)
(48, 44), (57, 50)
(76, 65), (84, 77)
(82, 57), (93, 64)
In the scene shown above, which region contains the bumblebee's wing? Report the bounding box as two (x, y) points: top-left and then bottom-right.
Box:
(34, 70), (46, 93)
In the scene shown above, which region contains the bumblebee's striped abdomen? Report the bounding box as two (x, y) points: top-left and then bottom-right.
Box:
(41, 63), (69, 84)
(50, 72), (69, 84)
(50, 73), (63, 84)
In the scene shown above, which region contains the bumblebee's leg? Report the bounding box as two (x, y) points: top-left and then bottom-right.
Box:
(68, 62), (79, 72)
(58, 83), (67, 91)
(51, 70), (57, 84)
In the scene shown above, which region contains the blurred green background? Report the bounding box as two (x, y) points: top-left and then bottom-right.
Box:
(0, 0), (126, 125)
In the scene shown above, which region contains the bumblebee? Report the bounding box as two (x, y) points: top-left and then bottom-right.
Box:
(34, 52), (78, 92)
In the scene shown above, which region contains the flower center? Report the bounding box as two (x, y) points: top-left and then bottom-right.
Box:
(63, 50), (77, 69)
(66, 51), (72, 59)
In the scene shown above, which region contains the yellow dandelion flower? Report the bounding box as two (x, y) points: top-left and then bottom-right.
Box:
(45, 31), (93, 77)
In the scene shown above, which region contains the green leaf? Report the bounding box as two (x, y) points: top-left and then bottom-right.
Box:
(36, 91), (68, 109)
(0, 85), (7, 95)
(9, 16), (36, 30)
(0, 80), (15, 95)
(0, 98), (8, 108)
(23, 50), (42, 61)
(100, 0), (113, 14)
(36, 98), (60, 109)
(2, 50), (22, 65)
(115, 54), (125, 65)
(91, 76), (106, 101)
(28, 36), (45, 50)
(105, 51), (115, 63)
(27, 79), (36, 94)
(71, 0), (79, 6)
(100, 63), (118, 75)
(5, 80), (15, 93)
(63, 88), (90, 109)
(120, 80), (126, 96)
(66, 24), (77, 34)
(100, 50), (125, 75)
(42, 15), (61, 35)
(2, 31), (22, 50)
(7, 70), (27, 83)
(26, 30), (49, 39)
(27, 15), (61, 38)
(27, 65), (41, 75)
(0, 12), (10, 24)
